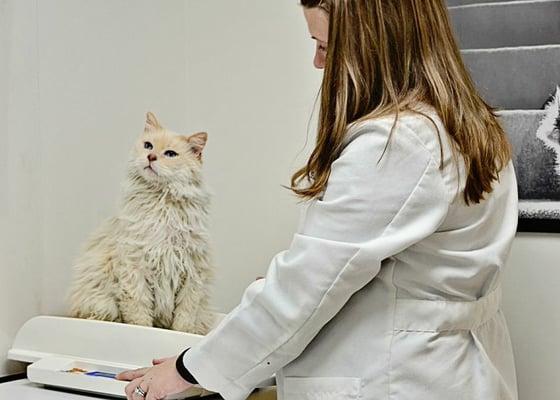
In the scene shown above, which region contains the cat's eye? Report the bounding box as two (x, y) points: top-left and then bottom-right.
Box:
(144, 141), (153, 150)
(164, 150), (178, 158)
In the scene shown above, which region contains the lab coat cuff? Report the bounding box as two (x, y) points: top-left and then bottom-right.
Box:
(181, 345), (253, 400)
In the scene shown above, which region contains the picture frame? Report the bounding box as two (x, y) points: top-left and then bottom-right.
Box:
(500, 87), (560, 233)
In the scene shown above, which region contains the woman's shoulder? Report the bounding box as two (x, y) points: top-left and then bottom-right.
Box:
(343, 103), (451, 162)
(343, 103), (463, 203)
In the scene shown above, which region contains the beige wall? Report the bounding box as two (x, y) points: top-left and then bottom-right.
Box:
(37, 0), (191, 315)
(183, 0), (321, 310)
(0, 0), (42, 376)
(503, 235), (560, 400)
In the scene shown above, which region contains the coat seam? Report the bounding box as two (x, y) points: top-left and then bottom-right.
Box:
(399, 118), (454, 205)
(378, 152), (444, 238)
(387, 259), (398, 400)
(398, 118), (434, 158)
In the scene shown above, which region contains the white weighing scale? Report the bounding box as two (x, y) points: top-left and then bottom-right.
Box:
(1, 314), (276, 399)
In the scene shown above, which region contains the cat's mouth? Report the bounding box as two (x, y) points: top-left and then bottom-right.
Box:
(144, 165), (158, 175)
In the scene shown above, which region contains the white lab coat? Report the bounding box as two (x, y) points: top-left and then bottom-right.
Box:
(182, 102), (519, 400)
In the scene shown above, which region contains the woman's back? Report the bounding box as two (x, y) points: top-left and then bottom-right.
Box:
(275, 105), (519, 400)
(393, 103), (518, 302)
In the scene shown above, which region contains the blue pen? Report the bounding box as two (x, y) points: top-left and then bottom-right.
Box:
(85, 371), (117, 379)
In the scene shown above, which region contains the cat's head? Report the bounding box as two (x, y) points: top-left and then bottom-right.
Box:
(129, 112), (208, 186)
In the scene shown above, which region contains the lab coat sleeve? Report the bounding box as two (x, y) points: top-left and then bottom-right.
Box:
(181, 119), (451, 400)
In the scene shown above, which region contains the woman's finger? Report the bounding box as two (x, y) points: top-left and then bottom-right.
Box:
(139, 379), (151, 400)
(145, 385), (162, 400)
(116, 367), (150, 381)
(124, 377), (143, 400)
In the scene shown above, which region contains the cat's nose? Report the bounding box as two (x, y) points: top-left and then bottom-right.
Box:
(147, 154), (157, 162)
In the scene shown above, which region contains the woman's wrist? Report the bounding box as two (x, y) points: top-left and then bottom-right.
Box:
(175, 348), (199, 385)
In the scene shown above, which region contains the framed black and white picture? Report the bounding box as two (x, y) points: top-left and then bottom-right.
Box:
(502, 86), (560, 233)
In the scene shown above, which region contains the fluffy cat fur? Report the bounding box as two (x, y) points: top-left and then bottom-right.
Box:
(68, 112), (215, 335)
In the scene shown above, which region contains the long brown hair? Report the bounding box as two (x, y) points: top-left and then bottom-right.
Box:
(292, 0), (511, 205)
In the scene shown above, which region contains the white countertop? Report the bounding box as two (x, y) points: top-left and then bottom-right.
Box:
(0, 379), (113, 399)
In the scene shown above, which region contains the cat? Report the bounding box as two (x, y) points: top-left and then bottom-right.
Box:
(68, 112), (215, 335)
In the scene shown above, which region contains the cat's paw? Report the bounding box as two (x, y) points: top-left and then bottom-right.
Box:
(122, 314), (154, 327)
(171, 317), (210, 334)
(172, 314), (214, 335)
(170, 319), (194, 333)
(71, 305), (120, 323)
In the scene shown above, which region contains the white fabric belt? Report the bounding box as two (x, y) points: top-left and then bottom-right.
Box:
(392, 285), (502, 332)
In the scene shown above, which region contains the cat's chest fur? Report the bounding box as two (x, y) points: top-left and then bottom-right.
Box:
(111, 183), (211, 328)
(118, 184), (210, 280)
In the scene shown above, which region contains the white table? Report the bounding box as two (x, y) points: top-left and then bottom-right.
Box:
(0, 378), (113, 399)
(0, 379), (279, 399)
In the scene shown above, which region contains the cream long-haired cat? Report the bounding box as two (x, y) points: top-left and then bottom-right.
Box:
(68, 112), (215, 335)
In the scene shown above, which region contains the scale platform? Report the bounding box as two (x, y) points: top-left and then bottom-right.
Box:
(3, 314), (276, 399)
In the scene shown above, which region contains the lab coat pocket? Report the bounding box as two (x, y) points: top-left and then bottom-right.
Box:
(283, 376), (362, 400)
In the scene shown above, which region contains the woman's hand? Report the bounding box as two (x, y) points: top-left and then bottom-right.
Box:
(116, 356), (194, 400)
(115, 356), (174, 382)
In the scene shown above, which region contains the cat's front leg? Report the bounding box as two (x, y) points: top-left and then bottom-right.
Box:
(172, 271), (215, 335)
(116, 262), (155, 327)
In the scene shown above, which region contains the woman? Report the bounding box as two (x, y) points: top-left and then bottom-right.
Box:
(117, 1), (519, 399)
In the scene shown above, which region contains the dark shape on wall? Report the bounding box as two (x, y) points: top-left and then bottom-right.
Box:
(504, 86), (560, 233)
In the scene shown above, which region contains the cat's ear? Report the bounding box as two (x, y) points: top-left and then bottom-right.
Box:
(144, 112), (162, 133)
(185, 132), (208, 160)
